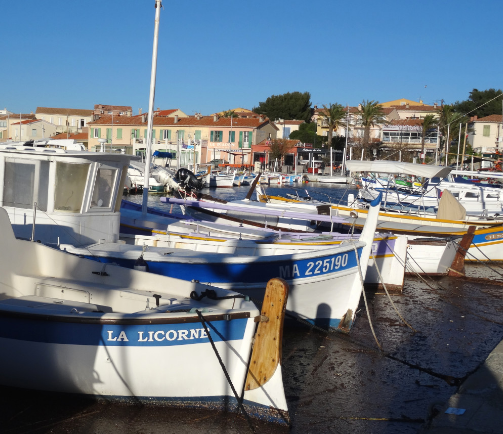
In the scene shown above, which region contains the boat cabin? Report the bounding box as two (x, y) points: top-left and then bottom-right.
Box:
(0, 144), (133, 245)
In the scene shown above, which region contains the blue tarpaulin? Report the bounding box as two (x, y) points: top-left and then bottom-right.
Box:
(153, 151), (173, 158)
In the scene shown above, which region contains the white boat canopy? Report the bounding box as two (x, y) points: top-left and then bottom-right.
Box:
(346, 160), (452, 179)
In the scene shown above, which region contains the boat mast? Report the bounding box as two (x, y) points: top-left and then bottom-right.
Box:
(142, 0), (162, 215)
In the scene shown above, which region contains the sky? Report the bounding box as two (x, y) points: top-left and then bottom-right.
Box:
(2, 0), (501, 116)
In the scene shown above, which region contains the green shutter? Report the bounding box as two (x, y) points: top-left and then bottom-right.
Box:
(144, 129), (147, 138)
(248, 132), (252, 146)
(117, 128), (122, 139)
(90, 128), (94, 138)
(98, 128), (101, 138)
(168, 130), (171, 140)
(219, 131), (223, 142)
(239, 131), (243, 148)
(195, 130), (201, 140)
(210, 131), (214, 141)
(483, 125), (490, 137)
(160, 129), (164, 139)
(153, 129), (156, 139)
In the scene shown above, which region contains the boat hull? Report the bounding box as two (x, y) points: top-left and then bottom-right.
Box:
(80, 245), (365, 330)
(0, 312), (286, 423)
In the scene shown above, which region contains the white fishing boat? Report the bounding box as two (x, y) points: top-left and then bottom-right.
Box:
(316, 175), (352, 184)
(63, 193), (383, 330)
(0, 207), (289, 423)
(205, 171), (235, 188)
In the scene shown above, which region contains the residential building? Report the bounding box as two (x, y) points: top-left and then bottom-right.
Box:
(381, 119), (438, 154)
(51, 131), (89, 148)
(0, 113), (37, 141)
(35, 107), (93, 134)
(274, 120), (304, 139)
(468, 115), (503, 154)
(9, 119), (58, 141)
(87, 112), (277, 167)
(387, 104), (440, 120)
(93, 104), (133, 117)
(252, 139), (304, 170)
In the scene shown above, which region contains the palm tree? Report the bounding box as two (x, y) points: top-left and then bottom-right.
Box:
(319, 103), (346, 147)
(438, 105), (467, 164)
(421, 114), (438, 162)
(357, 100), (386, 157)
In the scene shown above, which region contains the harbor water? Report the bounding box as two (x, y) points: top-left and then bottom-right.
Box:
(2, 183), (503, 433)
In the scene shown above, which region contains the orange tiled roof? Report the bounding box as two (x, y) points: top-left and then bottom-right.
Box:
(94, 104), (132, 111)
(155, 109), (177, 116)
(11, 119), (40, 125)
(390, 105), (439, 111)
(0, 114), (36, 121)
(474, 115), (503, 123)
(88, 115), (271, 128)
(36, 107), (93, 116)
(51, 132), (88, 140)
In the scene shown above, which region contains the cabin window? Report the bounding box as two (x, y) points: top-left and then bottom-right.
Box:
(54, 162), (90, 212)
(91, 168), (117, 208)
(487, 193), (499, 198)
(3, 159), (49, 211)
(465, 192), (478, 198)
(115, 167), (128, 212)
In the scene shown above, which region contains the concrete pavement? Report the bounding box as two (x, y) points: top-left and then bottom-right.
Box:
(423, 339), (503, 434)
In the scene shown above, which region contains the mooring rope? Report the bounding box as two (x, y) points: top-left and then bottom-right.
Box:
(195, 310), (256, 433)
(352, 244), (383, 352)
(370, 252), (417, 332)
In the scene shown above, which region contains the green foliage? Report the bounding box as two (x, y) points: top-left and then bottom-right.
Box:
(318, 103), (346, 148)
(330, 135), (346, 151)
(357, 100), (386, 148)
(452, 88), (503, 118)
(268, 139), (292, 161)
(253, 92), (312, 122)
(289, 122), (323, 145)
(221, 110), (237, 118)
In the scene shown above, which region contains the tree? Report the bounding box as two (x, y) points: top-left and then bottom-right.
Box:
(317, 103), (346, 150)
(221, 110), (237, 118)
(253, 92), (312, 122)
(356, 100), (386, 156)
(268, 139), (292, 162)
(289, 122), (323, 145)
(421, 114), (438, 161)
(438, 104), (467, 164)
(452, 88), (503, 119)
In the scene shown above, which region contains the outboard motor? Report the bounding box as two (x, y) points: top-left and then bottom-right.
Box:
(175, 168), (203, 191)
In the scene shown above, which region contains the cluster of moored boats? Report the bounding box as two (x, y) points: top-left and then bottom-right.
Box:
(1, 140), (503, 425)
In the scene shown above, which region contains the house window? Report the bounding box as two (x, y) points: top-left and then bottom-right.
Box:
(483, 125), (490, 137)
(162, 129), (171, 140)
(71, 119), (75, 126)
(79, 119), (85, 128)
(177, 130), (185, 141)
(94, 128), (100, 138)
(211, 131), (223, 142)
(243, 131), (249, 143)
(32, 129), (37, 137)
(58, 117), (62, 125)
(50, 117), (54, 124)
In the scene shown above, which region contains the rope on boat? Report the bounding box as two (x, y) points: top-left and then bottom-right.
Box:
(384, 239), (448, 292)
(352, 244), (383, 352)
(195, 310), (256, 433)
(370, 252), (417, 333)
(451, 239), (503, 277)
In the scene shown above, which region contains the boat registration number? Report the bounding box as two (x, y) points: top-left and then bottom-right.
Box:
(279, 253), (349, 279)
